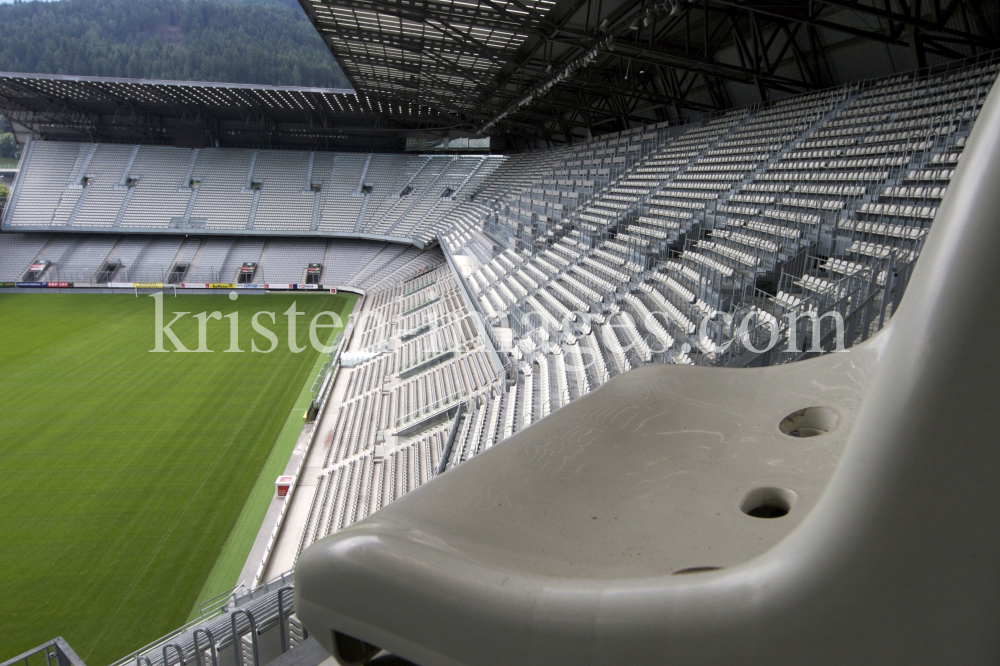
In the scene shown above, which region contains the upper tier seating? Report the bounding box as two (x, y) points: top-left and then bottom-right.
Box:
(449, 58), (997, 380)
(3, 147), (504, 246)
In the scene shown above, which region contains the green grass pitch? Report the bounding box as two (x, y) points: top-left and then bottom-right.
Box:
(0, 291), (357, 664)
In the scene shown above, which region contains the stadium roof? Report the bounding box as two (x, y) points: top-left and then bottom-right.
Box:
(2, 2), (996, 151)
(299, 0), (1000, 145)
(0, 72), (460, 151)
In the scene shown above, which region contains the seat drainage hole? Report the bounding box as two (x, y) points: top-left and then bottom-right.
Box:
(779, 406), (838, 437)
(741, 487), (797, 519)
(746, 504), (788, 518)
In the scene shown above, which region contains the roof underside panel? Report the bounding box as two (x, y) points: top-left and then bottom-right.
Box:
(300, 0), (557, 115)
(0, 73), (458, 151)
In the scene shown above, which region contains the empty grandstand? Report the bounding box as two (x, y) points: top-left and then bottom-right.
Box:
(2, 0), (1000, 664)
(2, 144), (504, 246)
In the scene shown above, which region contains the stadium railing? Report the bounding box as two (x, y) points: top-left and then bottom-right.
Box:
(108, 570), (299, 666)
(1, 638), (86, 666)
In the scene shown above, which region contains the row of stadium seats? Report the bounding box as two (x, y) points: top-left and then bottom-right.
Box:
(275, 264), (511, 573)
(2, 146), (505, 244)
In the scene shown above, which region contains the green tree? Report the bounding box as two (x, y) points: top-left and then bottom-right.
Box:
(0, 133), (17, 160)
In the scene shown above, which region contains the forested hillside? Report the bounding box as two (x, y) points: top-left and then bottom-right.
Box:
(0, 0), (349, 88)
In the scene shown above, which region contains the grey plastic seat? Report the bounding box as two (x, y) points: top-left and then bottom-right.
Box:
(295, 86), (1000, 665)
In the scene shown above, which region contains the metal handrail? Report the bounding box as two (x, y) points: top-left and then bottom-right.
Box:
(191, 629), (217, 666)
(161, 644), (184, 666)
(276, 587), (295, 653)
(0, 639), (86, 666)
(230, 610), (258, 666)
(394, 387), (470, 429)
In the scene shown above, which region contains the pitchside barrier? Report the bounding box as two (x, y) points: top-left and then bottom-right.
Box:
(11, 281), (72, 288)
(0, 282), (367, 297)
